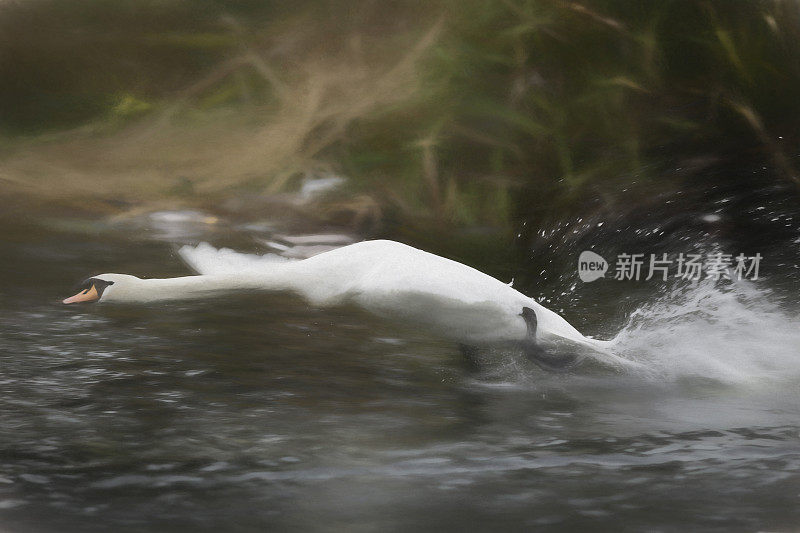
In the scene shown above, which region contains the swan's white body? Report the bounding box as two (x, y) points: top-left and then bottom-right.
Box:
(92, 240), (606, 349)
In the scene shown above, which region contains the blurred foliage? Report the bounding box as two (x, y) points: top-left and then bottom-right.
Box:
(1, 0), (799, 236)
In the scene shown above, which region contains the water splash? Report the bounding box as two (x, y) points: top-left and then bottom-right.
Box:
(608, 280), (800, 385)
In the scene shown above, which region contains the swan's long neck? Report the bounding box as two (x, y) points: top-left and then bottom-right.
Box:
(107, 269), (298, 303)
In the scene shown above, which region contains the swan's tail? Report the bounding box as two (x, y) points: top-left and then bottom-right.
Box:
(551, 334), (643, 371)
(178, 242), (296, 276)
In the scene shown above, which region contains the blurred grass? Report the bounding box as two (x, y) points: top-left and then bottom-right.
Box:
(1, 0), (799, 236)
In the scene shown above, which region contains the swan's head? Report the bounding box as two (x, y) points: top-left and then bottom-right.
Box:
(62, 274), (137, 304)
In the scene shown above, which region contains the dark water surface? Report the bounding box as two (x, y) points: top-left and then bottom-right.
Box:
(1, 216), (799, 532)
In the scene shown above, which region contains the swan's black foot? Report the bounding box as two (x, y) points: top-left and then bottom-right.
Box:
(520, 306), (579, 372)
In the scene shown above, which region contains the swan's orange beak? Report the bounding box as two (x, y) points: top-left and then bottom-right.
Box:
(63, 284), (99, 304)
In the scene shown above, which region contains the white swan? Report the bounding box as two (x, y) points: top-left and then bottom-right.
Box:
(63, 239), (611, 365)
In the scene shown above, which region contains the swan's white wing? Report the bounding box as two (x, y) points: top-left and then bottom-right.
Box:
(178, 242), (296, 276)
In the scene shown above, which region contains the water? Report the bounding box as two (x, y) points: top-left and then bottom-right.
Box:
(1, 212), (799, 532)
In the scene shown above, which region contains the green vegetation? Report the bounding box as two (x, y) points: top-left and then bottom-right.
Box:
(1, 0), (798, 237)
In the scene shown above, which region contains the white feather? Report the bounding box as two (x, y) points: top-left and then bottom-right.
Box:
(178, 242), (296, 276)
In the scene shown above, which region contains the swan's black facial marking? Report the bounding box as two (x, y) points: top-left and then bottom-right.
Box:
(77, 278), (115, 299)
(64, 277), (115, 304)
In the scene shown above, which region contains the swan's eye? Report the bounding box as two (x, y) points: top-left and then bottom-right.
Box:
(82, 288), (91, 295)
